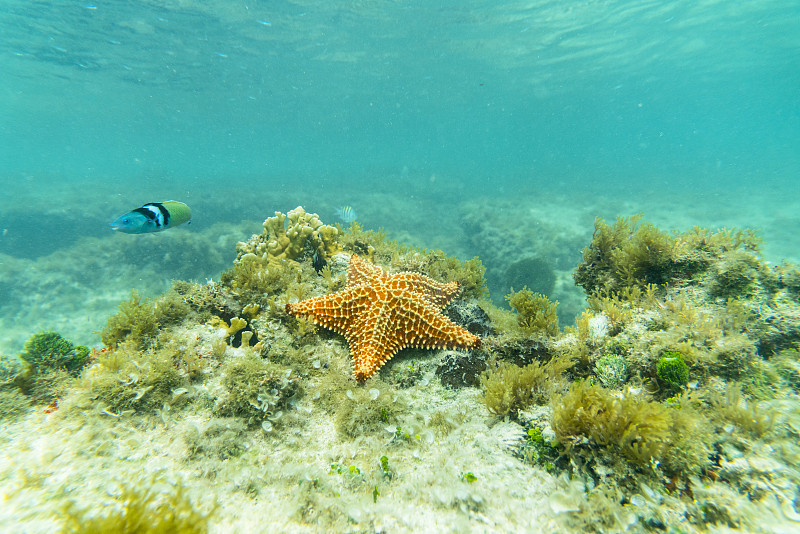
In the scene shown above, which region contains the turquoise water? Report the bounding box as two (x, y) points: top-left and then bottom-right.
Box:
(1, 0), (799, 349)
(3, 4), (800, 532)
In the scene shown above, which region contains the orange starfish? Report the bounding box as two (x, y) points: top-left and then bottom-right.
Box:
(285, 254), (481, 381)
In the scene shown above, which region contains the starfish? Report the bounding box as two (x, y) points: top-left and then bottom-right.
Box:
(285, 254), (481, 381)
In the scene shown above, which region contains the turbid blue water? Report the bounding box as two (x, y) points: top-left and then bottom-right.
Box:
(0, 0), (798, 349)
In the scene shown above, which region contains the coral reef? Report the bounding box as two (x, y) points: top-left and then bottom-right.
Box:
(3, 210), (800, 533)
(235, 206), (339, 266)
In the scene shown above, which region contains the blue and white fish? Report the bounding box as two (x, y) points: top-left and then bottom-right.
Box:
(335, 205), (357, 224)
(110, 201), (192, 234)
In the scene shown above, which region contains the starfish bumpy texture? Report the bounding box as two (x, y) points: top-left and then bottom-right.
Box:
(285, 254), (481, 381)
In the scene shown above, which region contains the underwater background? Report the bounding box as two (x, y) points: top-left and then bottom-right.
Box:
(1, 0), (798, 351)
(1, 1), (800, 532)
(1, 0), (798, 350)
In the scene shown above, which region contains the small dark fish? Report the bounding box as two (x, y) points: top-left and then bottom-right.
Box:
(110, 201), (191, 234)
(311, 249), (327, 273)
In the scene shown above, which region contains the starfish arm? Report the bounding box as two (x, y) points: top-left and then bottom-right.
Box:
(388, 273), (461, 309)
(388, 290), (481, 351)
(350, 313), (407, 382)
(347, 254), (389, 287)
(285, 286), (372, 337)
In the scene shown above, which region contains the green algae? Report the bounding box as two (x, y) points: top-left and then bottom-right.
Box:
(212, 350), (299, 427)
(593, 353), (629, 389)
(78, 340), (189, 415)
(656, 351), (690, 391)
(12, 331), (90, 405)
(480, 356), (572, 417)
(505, 287), (560, 336)
(574, 214), (762, 295)
(61, 476), (215, 534)
(19, 331), (89, 375)
(101, 290), (190, 349)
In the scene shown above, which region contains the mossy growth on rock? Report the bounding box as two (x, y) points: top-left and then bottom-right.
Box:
(61, 475), (215, 534)
(706, 249), (765, 299)
(656, 351), (689, 391)
(480, 355), (573, 417)
(773, 349), (800, 392)
(0, 355), (30, 419)
(334, 383), (405, 438)
(551, 381), (713, 475)
(219, 251), (309, 307)
(593, 354), (628, 389)
(19, 331), (89, 375)
(101, 290), (190, 349)
(184, 418), (249, 460)
(79, 341), (189, 415)
(14, 331), (89, 404)
(706, 382), (775, 437)
(505, 288), (559, 336)
(0, 389), (30, 420)
(212, 351), (299, 427)
(574, 214), (762, 295)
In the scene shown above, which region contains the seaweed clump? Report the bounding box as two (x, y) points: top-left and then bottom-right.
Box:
(656, 351), (689, 391)
(574, 214), (761, 295)
(334, 383), (405, 438)
(212, 351), (299, 428)
(480, 355), (572, 417)
(79, 342), (189, 415)
(19, 331), (89, 375)
(552, 381), (673, 466)
(551, 381), (714, 476)
(16, 331), (90, 403)
(62, 476), (215, 534)
(101, 290), (190, 349)
(505, 288), (559, 336)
